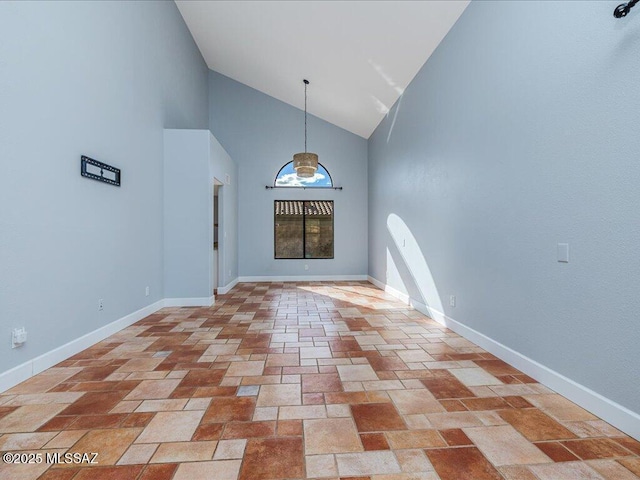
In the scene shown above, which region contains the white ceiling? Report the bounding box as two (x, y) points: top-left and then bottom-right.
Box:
(176, 1), (470, 139)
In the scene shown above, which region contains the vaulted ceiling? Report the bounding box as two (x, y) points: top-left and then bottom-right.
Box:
(176, 1), (470, 138)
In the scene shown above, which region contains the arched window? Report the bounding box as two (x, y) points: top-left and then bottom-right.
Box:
(274, 161), (333, 187)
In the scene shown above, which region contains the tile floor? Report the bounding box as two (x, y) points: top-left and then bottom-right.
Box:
(0, 281), (638, 480)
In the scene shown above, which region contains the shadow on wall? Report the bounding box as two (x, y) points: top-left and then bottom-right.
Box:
(386, 213), (444, 315)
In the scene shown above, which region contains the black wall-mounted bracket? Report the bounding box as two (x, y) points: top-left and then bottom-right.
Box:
(614, 0), (638, 18)
(81, 155), (121, 187)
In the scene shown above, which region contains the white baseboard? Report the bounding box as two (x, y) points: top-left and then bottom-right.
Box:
(6, 277), (637, 441)
(163, 296), (215, 308)
(217, 277), (239, 295)
(0, 362), (34, 395)
(367, 276), (411, 304)
(367, 276), (640, 441)
(0, 300), (164, 394)
(0, 295), (221, 394)
(238, 275), (368, 282)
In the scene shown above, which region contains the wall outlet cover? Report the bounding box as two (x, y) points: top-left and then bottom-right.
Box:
(12, 327), (27, 348)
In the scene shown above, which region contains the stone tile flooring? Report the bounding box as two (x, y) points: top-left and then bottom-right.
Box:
(0, 281), (638, 479)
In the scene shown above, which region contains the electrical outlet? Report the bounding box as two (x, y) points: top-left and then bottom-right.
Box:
(557, 243), (569, 263)
(304, 264), (309, 271)
(12, 327), (27, 348)
(98, 299), (104, 311)
(228, 270), (231, 278)
(449, 295), (456, 307)
(145, 286), (150, 297)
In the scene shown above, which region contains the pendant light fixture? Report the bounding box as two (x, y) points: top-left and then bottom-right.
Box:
(293, 79), (318, 178)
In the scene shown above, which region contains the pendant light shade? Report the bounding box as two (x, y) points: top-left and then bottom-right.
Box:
(293, 152), (318, 178)
(293, 79), (318, 178)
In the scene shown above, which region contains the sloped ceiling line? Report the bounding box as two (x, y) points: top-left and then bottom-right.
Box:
(176, 0), (470, 139)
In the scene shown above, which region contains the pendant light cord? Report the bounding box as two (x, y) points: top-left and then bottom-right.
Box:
(304, 79), (309, 153)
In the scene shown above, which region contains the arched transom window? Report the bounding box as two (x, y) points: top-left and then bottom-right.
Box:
(274, 161), (333, 187)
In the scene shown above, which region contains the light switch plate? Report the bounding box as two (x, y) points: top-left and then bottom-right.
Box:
(557, 243), (569, 263)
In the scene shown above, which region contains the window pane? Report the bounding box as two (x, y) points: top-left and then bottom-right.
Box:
(304, 201), (334, 259)
(275, 201), (304, 258)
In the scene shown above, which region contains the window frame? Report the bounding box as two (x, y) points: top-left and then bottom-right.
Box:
(273, 161), (334, 188)
(274, 200), (335, 260)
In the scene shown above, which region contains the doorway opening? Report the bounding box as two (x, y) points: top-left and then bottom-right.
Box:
(213, 178), (224, 294)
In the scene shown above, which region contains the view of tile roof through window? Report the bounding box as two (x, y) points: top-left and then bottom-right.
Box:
(275, 201), (333, 216)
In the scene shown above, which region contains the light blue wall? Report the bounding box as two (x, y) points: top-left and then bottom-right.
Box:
(0, 2), (208, 373)
(209, 135), (239, 290)
(209, 71), (368, 278)
(164, 131), (211, 300)
(163, 130), (238, 300)
(369, 1), (640, 416)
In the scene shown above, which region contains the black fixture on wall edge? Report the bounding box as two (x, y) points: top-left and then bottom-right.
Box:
(614, 0), (638, 18)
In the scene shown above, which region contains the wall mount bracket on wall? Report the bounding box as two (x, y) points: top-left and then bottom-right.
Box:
(614, 0), (638, 17)
(265, 185), (343, 190)
(81, 155), (121, 187)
